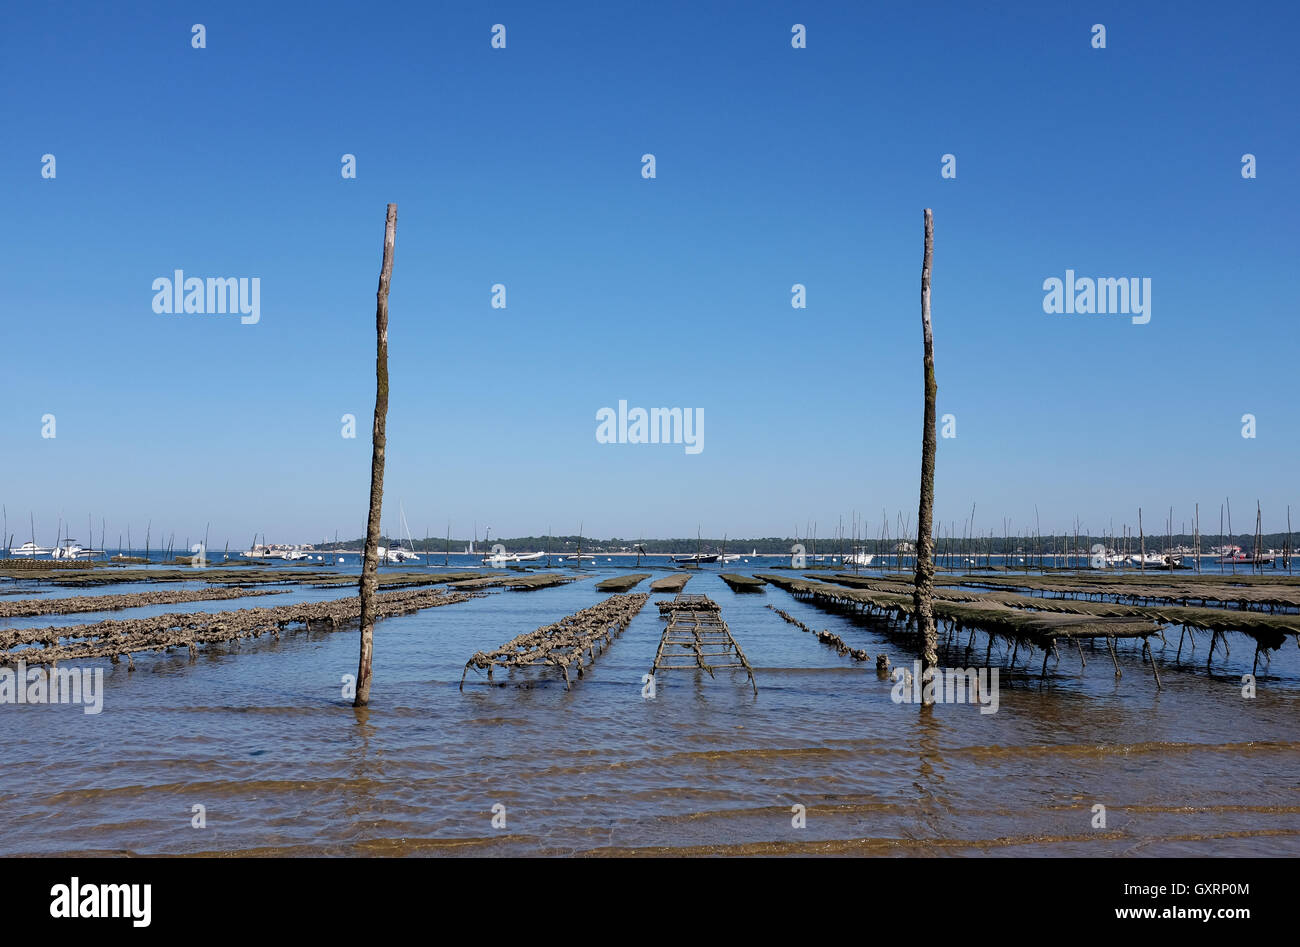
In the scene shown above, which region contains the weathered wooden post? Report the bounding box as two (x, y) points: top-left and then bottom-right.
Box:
(354, 202), (397, 707)
(1194, 502), (1200, 573)
(1138, 508), (1145, 573)
(913, 209), (939, 704)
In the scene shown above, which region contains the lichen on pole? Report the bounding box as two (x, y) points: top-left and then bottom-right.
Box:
(354, 203), (397, 707)
(913, 208), (939, 704)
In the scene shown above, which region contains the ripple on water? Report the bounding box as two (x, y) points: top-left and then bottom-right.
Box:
(3, 571), (1300, 855)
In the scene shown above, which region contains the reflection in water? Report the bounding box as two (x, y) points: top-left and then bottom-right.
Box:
(1, 565), (1298, 856)
(344, 705), (381, 831)
(911, 704), (947, 844)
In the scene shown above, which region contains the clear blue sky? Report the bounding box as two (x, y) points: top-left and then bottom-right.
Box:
(3, 0), (1297, 546)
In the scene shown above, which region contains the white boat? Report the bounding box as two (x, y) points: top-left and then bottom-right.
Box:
(1132, 552), (1181, 568)
(51, 540), (101, 560)
(843, 552), (875, 566)
(481, 550), (545, 565)
(389, 505), (424, 564)
(720, 554), (742, 564)
(379, 546), (421, 564)
(9, 541), (51, 557)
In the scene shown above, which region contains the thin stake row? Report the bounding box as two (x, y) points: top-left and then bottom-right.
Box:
(766, 604), (873, 662)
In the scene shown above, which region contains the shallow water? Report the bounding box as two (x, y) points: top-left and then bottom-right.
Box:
(2, 562), (1298, 856)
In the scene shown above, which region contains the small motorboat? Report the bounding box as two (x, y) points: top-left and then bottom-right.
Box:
(1132, 552), (1181, 568)
(481, 551), (545, 566)
(51, 540), (94, 560)
(1218, 545), (1274, 566)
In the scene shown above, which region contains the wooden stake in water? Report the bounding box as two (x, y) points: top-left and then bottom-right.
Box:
(354, 202), (397, 708)
(1227, 498), (1235, 575)
(1194, 503), (1200, 573)
(1255, 501), (1263, 572)
(1166, 506), (1173, 571)
(913, 208), (939, 704)
(1138, 508), (1145, 573)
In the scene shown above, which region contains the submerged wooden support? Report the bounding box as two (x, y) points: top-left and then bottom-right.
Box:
(652, 594), (757, 694)
(2, 586), (481, 667)
(767, 604), (869, 661)
(0, 586), (287, 619)
(761, 571), (1292, 686)
(460, 593), (648, 690)
(1143, 639), (1163, 689)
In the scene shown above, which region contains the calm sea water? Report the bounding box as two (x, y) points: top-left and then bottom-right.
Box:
(2, 557), (1298, 856)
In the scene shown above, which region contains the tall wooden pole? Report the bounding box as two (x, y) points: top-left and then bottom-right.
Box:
(1227, 498), (1235, 575)
(1279, 502), (1289, 577)
(1167, 506), (1173, 571)
(1138, 508), (1145, 572)
(354, 202), (396, 707)
(1194, 502), (1200, 573)
(1220, 505), (1225, 572)
(1248, 502), (1258, 569)
(913, 209), (939, 702)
